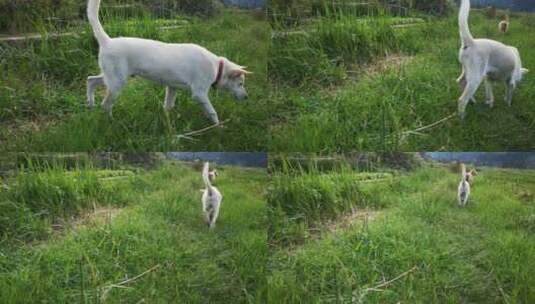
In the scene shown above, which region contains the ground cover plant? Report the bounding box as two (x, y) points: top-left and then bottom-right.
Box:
(268, 1), (535, 151)
(0, 155), (267, 303)
(267, 155), (535, 302)
(0, 4), (269, 151)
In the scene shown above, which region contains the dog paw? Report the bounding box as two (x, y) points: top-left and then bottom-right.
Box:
(209, 115), (220, 125)
(485, 99), (494, 107)
(164, 103), (175, 112)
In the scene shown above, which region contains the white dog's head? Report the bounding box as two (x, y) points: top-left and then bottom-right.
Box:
(221, 59), (252, 101)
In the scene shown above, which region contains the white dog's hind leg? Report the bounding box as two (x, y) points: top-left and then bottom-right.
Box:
(87, 75), (104, 108)
(101, 75), (126, 117)
(204, 210), (212, 227)
(192, 92), (220, 125)
(484, 79), (494, 107)
(164, 86), (177, 111)
(458, 75), (483, 119)
(101, 90), (119, 117)
(209, 206), (220, 229)
(457, 69), (477, 104)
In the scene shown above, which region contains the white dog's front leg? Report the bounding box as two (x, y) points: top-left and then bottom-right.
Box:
(164, 86), (177, 111)
(87, 75), (104, 108)
(484, 79), (494, 107)
(505, 82), (515, 106)
(192, 93), (219, 125)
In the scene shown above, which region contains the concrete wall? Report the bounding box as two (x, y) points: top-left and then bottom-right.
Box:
(470, 0), (535, 12)
(422, 152), (535, 169)
(222, 0), (265, 9)
(166, 152), (267, 168)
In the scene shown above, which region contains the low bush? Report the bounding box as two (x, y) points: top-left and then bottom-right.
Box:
(269, 15), (421, 85)
(0, 165), (132, 241)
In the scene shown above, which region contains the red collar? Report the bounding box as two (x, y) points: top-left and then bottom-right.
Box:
(212, 59), (224, 88)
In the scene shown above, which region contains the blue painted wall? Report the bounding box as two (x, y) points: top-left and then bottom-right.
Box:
(470, 0), (535, 12)
(222, 0), (265, 9)
(166, 152), (267, 168)
(422, 152), (535, 169)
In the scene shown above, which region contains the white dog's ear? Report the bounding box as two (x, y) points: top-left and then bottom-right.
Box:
(230, 68), (252, 78)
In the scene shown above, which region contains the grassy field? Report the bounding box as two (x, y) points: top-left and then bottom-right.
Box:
(268, 157), (535, 302)
(0, 7), (269, 151)
(269, 6), (535, 151)
(0, 158), (267, 303)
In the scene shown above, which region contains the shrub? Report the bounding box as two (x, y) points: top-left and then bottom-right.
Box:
(140, 0), (220, 18)
(312, 0), (382, 17)
(269, 33), (347, 86)
(0, 0), (220, 33)
(269, 14), (420, 85)
(398, 0), (452, 16)
(0, 0), (84, 33)
(269, 0), (312, 26)
(268, 164), (366, 222)
(0, 166), (131, 241)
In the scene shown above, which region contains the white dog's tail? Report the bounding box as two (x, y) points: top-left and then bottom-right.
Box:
(459, 0), (474, 47)
(87, 0), (110, 45)
(511, 48), (528, 85)
(202, 162), (213, 195)
(461, 163), (467, 180)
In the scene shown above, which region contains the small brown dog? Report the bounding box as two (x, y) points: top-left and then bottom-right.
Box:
(208, 169), (218, 183)
(458, 164), (471, 207)
(465, 167), (477, 185)
(499, 14), (509, 33)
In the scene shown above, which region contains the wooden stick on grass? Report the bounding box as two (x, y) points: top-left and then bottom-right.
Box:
(100, 264), (161, 301)
(175, 119), (230, 142)
(354, 266), (418, 303)
(400, 113), (456, 142)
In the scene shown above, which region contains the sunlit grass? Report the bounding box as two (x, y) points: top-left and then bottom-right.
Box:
(268, 7), (535, 151)
(0, 158), (267, 303)
(268, 159), (535, 302)
(0, 8), (269, 151)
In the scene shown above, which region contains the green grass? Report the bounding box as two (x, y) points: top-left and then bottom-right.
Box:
(269, 9), (535, 151)
(269, 163), (391, 222)
(0, 8), (269, 151)
(0, 160), (267, 303)
(267, 161), (535, 302)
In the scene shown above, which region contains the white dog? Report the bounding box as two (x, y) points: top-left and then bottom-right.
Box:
(201, 162), (222, 229)
(86, 0), (251, 124)
(456, 0), (528, 119)
(458, 163), (471, 207)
